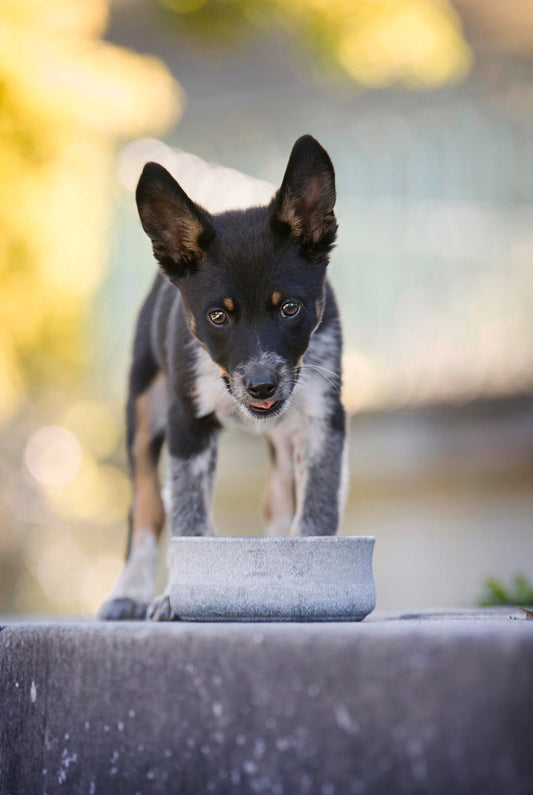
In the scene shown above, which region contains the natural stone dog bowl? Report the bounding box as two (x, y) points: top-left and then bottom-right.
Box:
(170, 536), (376, 621)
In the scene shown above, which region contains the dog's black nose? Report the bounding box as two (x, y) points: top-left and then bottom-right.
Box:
(246, 380), (277, 400)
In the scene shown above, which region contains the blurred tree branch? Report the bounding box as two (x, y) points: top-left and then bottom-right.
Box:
(0, 0), (181, 422)
(158, 0), (472, 88)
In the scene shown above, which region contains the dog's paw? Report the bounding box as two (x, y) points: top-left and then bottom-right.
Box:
(97, 597), (148, 621)
(146, 594), (181, 621)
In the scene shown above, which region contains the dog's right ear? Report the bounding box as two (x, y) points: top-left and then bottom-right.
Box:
(270, 135), (337, 262)
(136, 163), (215, 280)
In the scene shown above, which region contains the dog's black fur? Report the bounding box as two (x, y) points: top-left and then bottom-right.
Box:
(99, 135), (347, 621)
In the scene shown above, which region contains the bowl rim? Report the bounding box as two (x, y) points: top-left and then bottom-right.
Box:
(170, 535), (375, 544)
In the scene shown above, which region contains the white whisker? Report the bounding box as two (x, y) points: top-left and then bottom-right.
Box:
(304, 363), (340, 379)
(300, 364), (340, 392)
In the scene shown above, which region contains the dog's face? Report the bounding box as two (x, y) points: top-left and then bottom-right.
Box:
(136, 135), (337, 420)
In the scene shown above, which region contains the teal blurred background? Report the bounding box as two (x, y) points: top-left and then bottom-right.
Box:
(1, 0), (533, 615)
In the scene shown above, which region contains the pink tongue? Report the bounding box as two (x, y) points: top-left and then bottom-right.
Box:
(251, 399), (276, 410)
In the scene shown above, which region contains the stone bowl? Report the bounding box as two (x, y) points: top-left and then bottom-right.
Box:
(169, 536), (376, 622)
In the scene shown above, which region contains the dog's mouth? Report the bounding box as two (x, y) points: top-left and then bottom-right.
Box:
(222, 374), (289, 419)
(248, 398), (280, 416)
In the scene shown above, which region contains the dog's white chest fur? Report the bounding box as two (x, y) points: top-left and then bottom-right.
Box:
(193, 346), (239, 425)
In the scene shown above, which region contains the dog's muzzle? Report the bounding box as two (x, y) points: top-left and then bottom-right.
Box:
(229, 354), (293, 418)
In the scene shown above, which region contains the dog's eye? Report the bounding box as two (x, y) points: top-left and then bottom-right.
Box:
(208, 309), (228, 326)
(280, 301), (301, 318)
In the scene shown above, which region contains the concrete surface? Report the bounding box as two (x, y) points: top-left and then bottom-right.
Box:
(1, 609), (532, 794)
(170, 536), (376, 621)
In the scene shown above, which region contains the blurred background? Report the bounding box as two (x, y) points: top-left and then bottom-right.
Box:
(1, 0), (533, 615)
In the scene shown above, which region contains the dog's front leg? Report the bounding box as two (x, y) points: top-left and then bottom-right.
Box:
(291, 400), (348, 536)
(147, 406), (220, 620)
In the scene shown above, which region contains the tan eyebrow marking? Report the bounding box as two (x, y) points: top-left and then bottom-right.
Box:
(271, 290), (282, 307)
(223, 297), (234, 312)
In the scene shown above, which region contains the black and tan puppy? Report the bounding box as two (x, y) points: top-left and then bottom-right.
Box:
(99, 135), (347, 621)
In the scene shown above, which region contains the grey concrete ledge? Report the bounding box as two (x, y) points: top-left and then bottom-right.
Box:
(1, 610), (532, 794)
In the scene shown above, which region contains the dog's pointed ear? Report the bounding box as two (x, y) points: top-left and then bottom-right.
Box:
(270, 135), (337, 260)
(136, 162), (215, 280)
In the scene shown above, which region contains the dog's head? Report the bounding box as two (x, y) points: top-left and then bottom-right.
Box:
(136, 134), (337, 420)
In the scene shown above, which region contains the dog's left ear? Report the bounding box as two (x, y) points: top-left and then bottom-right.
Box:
(270, 135), (337, 260)
(136, 162), (215, 281)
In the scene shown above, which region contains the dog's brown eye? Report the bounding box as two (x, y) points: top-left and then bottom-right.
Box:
(208, 309), (228, 326)
(280, 301), (301, 318)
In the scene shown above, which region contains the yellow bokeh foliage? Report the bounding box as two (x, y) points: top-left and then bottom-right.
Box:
(161, 0), (472, 87)
(0, 0), (182, 422)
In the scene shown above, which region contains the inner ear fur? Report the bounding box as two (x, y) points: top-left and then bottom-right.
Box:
(270, 134), (337, 260)
(136, 162), (215, 280)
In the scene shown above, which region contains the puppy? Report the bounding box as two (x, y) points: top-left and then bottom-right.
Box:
(98, 134), (347, 621)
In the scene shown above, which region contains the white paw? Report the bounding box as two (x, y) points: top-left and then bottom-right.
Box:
(146, 594), (180, 621)
(97, 597), (148, 621)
